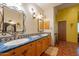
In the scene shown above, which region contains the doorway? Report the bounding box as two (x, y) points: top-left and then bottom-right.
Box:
(58, 21), (66, 41)
(77, 23), (79, 43)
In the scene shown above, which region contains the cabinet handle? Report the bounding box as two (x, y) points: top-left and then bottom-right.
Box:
(12, 52), (16, 56)
(22, 50), (28, 56)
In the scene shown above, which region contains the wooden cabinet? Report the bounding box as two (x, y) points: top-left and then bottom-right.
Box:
(0, 50), (15, 56)
(0, 35), (51, 56)
(42, 37), (48, 52)
(24, 42), (36, 56)
(42, 36), (51, 53)
(48, 36), (51, 46)
(14, 44), (31, 56)
(36, 39), (43, 56)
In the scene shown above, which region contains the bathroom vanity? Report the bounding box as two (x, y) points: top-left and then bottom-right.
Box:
(0, 34), (51, 56)
(0, 5), (51, 56)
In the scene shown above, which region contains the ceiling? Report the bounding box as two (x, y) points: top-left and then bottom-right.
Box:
(37, 3), (78, 11)
(54, 3), (77, 10)
(36, 3), (62, 10)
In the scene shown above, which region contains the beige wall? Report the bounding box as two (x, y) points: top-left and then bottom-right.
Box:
(43, 7), (55, 45)
(22, 3), (44, 34)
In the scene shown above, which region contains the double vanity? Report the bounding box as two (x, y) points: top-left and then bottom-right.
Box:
(0, 4), (51, 56)
(0, 33), (51, 56)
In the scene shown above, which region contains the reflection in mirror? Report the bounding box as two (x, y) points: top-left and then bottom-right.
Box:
(4, 6), (25, 34)
(0, 4), (26, 43)
(0, 6), (3, 33)
(4, 23), (16, 34)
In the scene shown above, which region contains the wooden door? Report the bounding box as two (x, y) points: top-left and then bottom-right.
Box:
(58, 21), (66, 41)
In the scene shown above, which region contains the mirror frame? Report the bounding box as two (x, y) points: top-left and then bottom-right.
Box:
(38, 19), (44, 32)
(0, 5), (25, 35)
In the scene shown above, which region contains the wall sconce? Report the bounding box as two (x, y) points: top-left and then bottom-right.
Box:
(70, 23), (73, 27)
(32, 12), (37, 19)
(30, 8), (37, 19)
(30, 7), (44, 19)
(17, 22), (20, 26)
(36, 13), (43, 20)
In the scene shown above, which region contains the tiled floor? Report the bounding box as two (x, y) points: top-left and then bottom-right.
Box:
(55, 41), (78, 56)
(41, 41), (79, 56)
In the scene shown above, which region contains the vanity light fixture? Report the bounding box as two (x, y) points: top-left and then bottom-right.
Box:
(17, 22), (20, 26)
(29, 7), (44, 19)
(30, 7), (39, 19)
(31, 8), (37, 19)
(32, 12), (37, 19)
(37, 13), (43, 20)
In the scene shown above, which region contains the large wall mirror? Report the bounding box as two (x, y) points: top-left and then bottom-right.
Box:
(0, 6), (3, 33)
(0, 5), (25, 35)
(4, 6), (24, 33)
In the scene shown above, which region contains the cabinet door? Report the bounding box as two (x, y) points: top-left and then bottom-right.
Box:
(36, 39), (43, 56)
(45, 37), (50, 48)
(30, 42), (36, 56)
(14, 44), (30, 56)
(24, 42), (36, 56)
(48, 36), (51, 46)
(42, 37), (49, 52)
(42, 38), (47, 51)
(14, 42), (36, 56)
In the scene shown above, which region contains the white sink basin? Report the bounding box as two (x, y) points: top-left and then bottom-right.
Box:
(4, 38), (29, 46)
(31, 35), (40, 39)
(40, 34), (48, 37)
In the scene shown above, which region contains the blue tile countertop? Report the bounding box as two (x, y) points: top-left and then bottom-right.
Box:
(0, 34), (49, 53)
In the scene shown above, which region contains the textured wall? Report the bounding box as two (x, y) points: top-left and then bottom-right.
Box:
(56, 5), (78, 43)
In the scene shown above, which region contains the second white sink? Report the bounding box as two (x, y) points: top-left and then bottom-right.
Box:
(31, 35), (40, 39)
(4, 38), (30, 46)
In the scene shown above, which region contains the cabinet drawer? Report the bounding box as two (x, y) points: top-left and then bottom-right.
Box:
(14, 42), (36, 56)
(14, 44), (30, 56)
